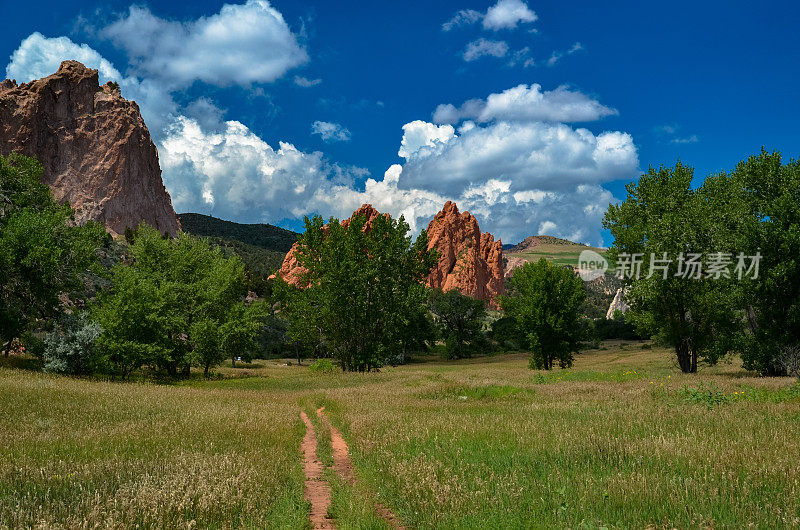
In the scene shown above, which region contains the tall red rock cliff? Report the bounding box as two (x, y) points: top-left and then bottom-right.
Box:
(275, 204), (384, 286)
(425, 201), (505, 308)
(0, 61), (179, 236)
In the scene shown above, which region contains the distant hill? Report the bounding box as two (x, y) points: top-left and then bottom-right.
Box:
(505, 235), (605, 268)
(504, 234), (614, 318)
(178, 213), (299, 276)
(508, 235), (582, 253)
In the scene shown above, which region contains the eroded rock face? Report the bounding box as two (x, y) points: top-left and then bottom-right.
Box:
(425, 201), (505, 308)
(606, 287), (630, 319)
(0, 61), (179, 236)
(275, 204), (384, 286)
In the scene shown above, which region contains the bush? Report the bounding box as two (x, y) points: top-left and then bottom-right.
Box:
(591, 317), (642, 341)
(309, 358), (336, 373)
(42, 312), (104, 375)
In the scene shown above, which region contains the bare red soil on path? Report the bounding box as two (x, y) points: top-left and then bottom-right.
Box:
(300, 411), (334, 529)
(316, 407), (405, 529)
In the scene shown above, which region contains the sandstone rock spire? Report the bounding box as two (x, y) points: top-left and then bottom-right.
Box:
(0, 60), (179, 236)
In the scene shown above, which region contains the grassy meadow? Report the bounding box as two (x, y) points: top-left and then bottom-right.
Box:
(506, 243), (607, 268)
(2, 342), (800, 528)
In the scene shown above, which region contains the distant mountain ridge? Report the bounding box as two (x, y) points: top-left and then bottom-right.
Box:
(178, 213), (299, 276)
(178, 213), (298, 252)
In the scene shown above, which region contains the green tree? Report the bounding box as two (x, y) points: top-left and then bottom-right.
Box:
(490, 316), (524, 351)
(0, 154), (105, 355)
(501, 259), (585, 370)
(730, 150), (800, 375)
(428, 289), (486, 359)
(603, 162), (743, 373)
(94, 225), (260, 377)
(287, 211), (436, 371)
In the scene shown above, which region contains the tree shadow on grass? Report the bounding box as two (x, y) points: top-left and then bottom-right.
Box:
(0, 354), (42, 372)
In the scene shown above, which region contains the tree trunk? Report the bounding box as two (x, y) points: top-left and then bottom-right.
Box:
(204, 363), (210, 378)
(676, 339), (692, 373)
(296, 344), (301, 366)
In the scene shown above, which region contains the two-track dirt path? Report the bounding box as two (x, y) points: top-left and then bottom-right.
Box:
(315, 407), (405, 529)
(299, 411), (334, 529)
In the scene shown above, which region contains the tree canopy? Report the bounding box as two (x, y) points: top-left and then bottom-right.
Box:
(93, 225), (265, 377)
(501, 258), (585, 370)
(285, 211), (437, 371)
(0, 153), (106, 355)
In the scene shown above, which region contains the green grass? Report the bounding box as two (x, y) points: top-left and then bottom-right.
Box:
(507, 242), (607, 267)
(0, 370), (308, 528)
(2, 343), (800, 528)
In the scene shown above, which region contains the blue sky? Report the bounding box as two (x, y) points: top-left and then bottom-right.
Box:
(2, 0), (799, 246)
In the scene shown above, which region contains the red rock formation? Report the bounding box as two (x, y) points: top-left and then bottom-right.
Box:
(0, 61), (179, 236)
(425, 201), (505, 308)
(275, 204), (384, 285)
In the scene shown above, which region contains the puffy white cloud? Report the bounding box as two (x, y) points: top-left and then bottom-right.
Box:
(157, 114), (619, 245)
(397, 121), (455, 158)
(5, 32), (177, 136)
(433, 84), (618, 124)
(101, 0), (307, 88)
(311, 121), (351, 142)
(159, 116), (368, 221)
(397, 120), (637, 196)
(6, 32), (120, 82)
(483, 0), (538, 31)
(463, 39), (509, 61)
(294, 75), (321, 87)
(443, 0), (537, 32)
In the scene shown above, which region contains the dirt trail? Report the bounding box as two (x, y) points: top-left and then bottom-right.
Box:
(299, 411), (334, 529)
(316, 407), (405, 529)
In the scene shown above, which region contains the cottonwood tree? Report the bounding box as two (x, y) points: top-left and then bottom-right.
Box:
(730, 150), (800, 375)
(603, 162), (742, 373)
(287, 212), (436, 371)
(501, 259), (585, 370)
(93, 225), (264, 377)
(0, 154), (105, 355)
(428, 288), (486, 359)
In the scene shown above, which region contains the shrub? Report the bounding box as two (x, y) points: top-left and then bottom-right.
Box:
(309, 358), (336, 373)
(42, 312), (104, 375)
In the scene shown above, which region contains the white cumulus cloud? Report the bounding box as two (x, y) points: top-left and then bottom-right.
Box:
(397, 121), (456, 158)
(100, 0), (307, 88)
(5, 32), (177, 135)
(483, 0), (538, 30)
(443, 0), (537, 32)
(397, 120), (638, 195)
(433, 83), (618, 124)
